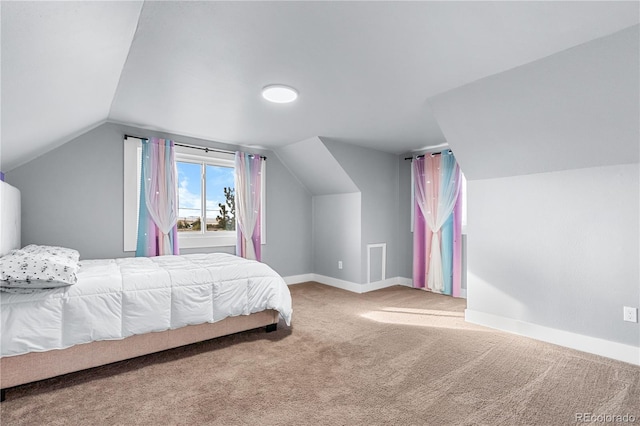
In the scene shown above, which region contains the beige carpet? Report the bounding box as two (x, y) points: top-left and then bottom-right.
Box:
(1, 282), (638, 425)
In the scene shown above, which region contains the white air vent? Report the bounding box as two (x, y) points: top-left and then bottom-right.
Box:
(367, 243), (386, 283)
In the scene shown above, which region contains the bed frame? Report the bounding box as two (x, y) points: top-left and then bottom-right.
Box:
(0, 182), (282, 402)
(0, 309), (279, 401)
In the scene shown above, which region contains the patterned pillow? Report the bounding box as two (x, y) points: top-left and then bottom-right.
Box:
(0, 245), (80, 288)
(0, 285), (62, 294)
(20, 244), (80, 263)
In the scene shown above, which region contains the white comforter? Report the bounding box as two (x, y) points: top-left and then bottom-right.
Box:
(0, 253), (292, 357)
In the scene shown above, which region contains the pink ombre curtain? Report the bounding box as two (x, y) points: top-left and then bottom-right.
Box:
(412, 152), (462, 296)
(136, 138), (179, 257)
(235, 152), (263, 261)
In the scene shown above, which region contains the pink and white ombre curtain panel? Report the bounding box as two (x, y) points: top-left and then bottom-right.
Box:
(136, 138), (179, 257)
(412, 151), (463, 296)
(235, 152), (264, 261)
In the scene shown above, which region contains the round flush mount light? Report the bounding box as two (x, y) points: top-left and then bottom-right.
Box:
(262, 84), (298, 103)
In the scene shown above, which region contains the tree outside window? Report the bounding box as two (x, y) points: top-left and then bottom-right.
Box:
(176, 161), (235, 233)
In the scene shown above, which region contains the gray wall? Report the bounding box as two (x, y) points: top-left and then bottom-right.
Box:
(312, 193), (361, 283)
(466, 163), (640, 346)
(262, 148), (313, 277)
(321, 138), (401, 283)
(7, 123), (125, 259)
(6, 122), (313, 277)
(397, 155), (413, 279)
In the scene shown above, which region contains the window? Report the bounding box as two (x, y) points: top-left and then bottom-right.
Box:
(123, 137), (266, 251)
(174, 150), (237, 248)
(177, 161), (235, 233)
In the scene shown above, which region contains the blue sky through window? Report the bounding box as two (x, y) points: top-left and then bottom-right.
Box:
(177, 161), (234, 220)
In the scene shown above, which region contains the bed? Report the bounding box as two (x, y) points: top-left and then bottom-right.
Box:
(0, 183), (293, 402)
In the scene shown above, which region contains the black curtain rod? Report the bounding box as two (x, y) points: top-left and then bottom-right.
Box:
(124, 134), (267, 160)
(404, 149), (452, 161)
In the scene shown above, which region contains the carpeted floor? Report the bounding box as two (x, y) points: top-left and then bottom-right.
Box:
(1, 282), (639, 425)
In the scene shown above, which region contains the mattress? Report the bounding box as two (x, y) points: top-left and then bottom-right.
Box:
(1, 253), (292, 357)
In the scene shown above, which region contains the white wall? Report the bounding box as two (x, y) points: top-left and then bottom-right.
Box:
(466, 163), (639, 358)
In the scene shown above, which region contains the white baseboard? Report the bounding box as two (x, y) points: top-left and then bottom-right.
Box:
(465, 309), (640, 366)
(311, 274), (366, 293)
(282, 274), (466, 297)
(282, 274), (315, 285)
(395, 277), (413, 288)
(358, 276), (413, 293)
(282, 274), (413, 294)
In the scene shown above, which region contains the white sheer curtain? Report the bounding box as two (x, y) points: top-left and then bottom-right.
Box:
(235, 152), (263, 260)
(141, 138), (178, 256)
(413, 152), (461, 292)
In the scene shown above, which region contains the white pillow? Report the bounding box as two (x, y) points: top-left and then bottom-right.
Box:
(0, 285), (62, 294)
(0, 245), (80, 288)
(20, 244), (80, 262)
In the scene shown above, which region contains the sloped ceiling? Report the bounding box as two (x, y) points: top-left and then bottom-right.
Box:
(430, 25), (640, 180)
(1, 1), (143, 170)
(275, 137), (358, 196)
(2, 1), (638, 171)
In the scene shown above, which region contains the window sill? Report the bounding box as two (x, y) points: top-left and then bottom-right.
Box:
(178, 234), (236, 249)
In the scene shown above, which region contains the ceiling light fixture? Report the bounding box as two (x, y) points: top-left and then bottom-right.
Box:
(262, 84), (298, 103)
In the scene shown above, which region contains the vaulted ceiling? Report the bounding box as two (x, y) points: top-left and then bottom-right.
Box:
(2, 1), (638, 172)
